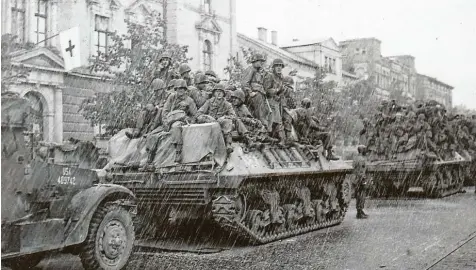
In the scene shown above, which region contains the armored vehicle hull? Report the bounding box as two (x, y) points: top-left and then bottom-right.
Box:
(367, 153), (470, 198)
(108, 123), (353, 244)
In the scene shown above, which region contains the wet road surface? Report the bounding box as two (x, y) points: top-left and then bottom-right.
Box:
(5, 187), (476, 270)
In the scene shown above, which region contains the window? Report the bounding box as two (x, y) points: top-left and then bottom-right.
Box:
(203, 40), (212, 71)
(11, 0), (26, 43)
(204, 0), (211, 13)
(94, 15), (109, 57)
(332, 59), (336, 74)
(34, 0), (47, 46)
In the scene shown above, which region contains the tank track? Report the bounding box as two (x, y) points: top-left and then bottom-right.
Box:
(370, 161), (467, 198)
(211, 173), (351, 244)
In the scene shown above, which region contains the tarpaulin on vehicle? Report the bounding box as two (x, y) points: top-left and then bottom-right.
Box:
(105, 122), (227, 168)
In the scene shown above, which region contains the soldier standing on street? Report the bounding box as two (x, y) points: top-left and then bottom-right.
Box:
(263, 58), (287, 145)
(241, 53), (270, 130)
(353, 145), (369, 219)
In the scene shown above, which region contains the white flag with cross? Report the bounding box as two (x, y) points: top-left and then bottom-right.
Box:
(59, 26), (81, 71)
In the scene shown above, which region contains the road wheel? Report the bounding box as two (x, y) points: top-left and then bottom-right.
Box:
(80, 204), (135, 270)
(6, 253), (44, 270)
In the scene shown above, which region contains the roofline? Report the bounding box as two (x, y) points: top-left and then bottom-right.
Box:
(417, 73), (454, 90)
(237, 33), (318, 68)
(339, 37), (382, 44)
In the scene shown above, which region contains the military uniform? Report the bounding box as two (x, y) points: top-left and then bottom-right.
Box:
(241, 54), (270, 129)
(197, 84), (236, 149)
(162, 79), (197, 162)
(353, 146), (368, 219)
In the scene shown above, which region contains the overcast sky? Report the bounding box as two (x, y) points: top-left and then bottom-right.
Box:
(236, 0), (476, 109)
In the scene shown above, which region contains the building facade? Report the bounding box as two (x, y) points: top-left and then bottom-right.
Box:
(2, 0), (237, 142)
(416, 74), (453, 108)
(339, 37), (452, 107)
(280, 37), (343, 85)
(237, 29), (317, 84)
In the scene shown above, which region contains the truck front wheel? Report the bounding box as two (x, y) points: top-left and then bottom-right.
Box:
(80, 204), (135, 270)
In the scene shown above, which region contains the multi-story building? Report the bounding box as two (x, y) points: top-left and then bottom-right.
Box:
(2, 0), (237, 141)
(237, 28), (357, 91)
(339, 38), (417, 100)
(416, 74), (453, 108)
(237, 28), (317, 87)
(280, 37), (343, 85)
(339, 37), (453, 107)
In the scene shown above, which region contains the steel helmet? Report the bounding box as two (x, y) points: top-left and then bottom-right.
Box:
(168, 79), (176, 89)
(195, 74), (210, 85)
(205, 70), (217, 78)
(149, 78), (166, 91)
(178, 63), (191, 75)
(225, 84), (237, 91)
(301, 98), (312, 108)
(159, 51), (172, 62)
(272, 58), (284, 67)
(231, 89), (246, 103)
(357, 145), (367, 154)
(284, 76), (294, 86)
(213, 83), (226, 93)
(251, 53), (266, 63)
(174, 79), (188, 89)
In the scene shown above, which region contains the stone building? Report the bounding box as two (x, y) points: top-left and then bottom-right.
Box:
(237, 29), (317, 87)
(339, 38), (417, 100)
(280, 37), (343, 85)
(339, 37), (453, 107)
(416, 74), (453, 108)
(2, 0), (237, 142)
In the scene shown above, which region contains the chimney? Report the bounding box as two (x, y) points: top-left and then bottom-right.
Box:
(271, 30), (278, 46)
(258, 27), (267, 42)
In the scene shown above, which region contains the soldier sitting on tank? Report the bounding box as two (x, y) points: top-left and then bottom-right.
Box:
(205, 70), (219, 85)
(125, 78), (167, 139)
(229, 89), (267, 147)
(189, 73), (212, 108)
(178, 63), (193, 86)
(162, 79), (198, 163)
(154, 51), (173, 85)
(284, 98), (339, 160)
(196, 83), (236, 152)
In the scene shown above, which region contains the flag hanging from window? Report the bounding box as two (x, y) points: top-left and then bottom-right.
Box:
(59, 26), (81, 71)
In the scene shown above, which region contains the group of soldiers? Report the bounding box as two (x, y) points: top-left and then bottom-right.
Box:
(125, 52), (339, 168)
(359, 99), (476, 161)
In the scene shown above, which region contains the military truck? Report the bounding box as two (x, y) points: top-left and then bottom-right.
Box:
(104, 122), (353, 244)
(1, 92), (136, 270)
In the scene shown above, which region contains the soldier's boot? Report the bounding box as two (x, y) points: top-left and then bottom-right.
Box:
(139, 152), (156, 172)
(326, 148), (339, 161)
(278, 130), (286, 147)
(356, 210), (368, 219)
(175, 144), (183, 163)
(285, 131), (295, 144)
(225, 134), (234, 154)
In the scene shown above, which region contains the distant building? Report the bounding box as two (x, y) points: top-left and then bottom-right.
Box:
(339, 38), (417, 100)
(339, 37), (453, 107)
(2, 0), (237, 141)
(416, 74), (453, 108)
(281, 37), (343, 85)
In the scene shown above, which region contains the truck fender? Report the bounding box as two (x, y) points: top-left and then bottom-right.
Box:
(62, 184), (136, 247)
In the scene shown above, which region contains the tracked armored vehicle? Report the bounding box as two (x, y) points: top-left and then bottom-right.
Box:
(106, 123), (353, 244)
(367, 150), (470, 198)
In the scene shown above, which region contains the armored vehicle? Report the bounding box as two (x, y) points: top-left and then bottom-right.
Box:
(367, 150), (470, 198)
(1, 93), (136, 270)
(105, 122), (353, 244)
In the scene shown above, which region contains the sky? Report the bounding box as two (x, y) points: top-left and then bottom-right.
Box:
(236, 0), (476, 109)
